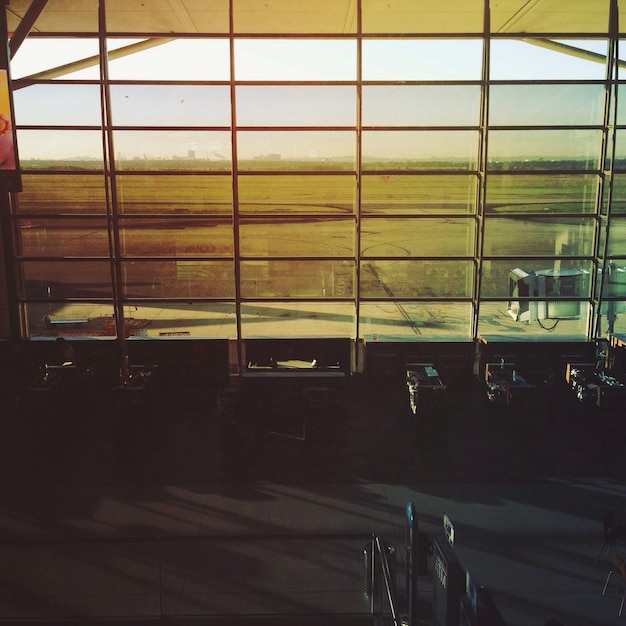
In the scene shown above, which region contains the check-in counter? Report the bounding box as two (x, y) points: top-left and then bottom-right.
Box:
(484, 362), (536, 405)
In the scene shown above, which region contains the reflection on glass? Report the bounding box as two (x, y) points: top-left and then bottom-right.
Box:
(606, 174), (626, 215)
(362, 131), (478, 169)
(19, 174), (107, 214)
(107, 39), (231, 80)
(241, 260), (354, 298)
(125, 302), (237, 338)
(361, 217), (475, 257)
(21, 261), (113, 298)
(13, 84), (101, 125)
(490, 40), (608, 80)
(362, 39), (482, 80)
(241, 302), (355, 338)
(488, 129), (602, 169)
(113, 131), (232, 170)
(116, 174), (232, 214)
(478, 302), (589, 340)
(489, 83), (604, 126)
(240, 218), (355, 257)
(236, 86), (356, 127)
(483, 216), (595, 256)
(17, 130), (104, 168)
(110, 85), (231, 126)
(486, 173), (597, 213)
(237, 131), (355, 170)
(362, 85), (480, 127)
(605, 217), (626, 257)
(234, 39), (356, 81)
(360, 260), (472, 298)
(361, 174), (476, 214)
(613, 130), (626, 163)
(20, 218), (110, 257)
(480, 259), (593, 299)
(238, 174), (355, 215)
(122, 260), (235, 298)
(359, 301), (472, 340)
(120, 218), (233, 257)
(25, 303), (116, 339)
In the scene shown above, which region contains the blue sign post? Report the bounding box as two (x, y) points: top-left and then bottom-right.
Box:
(406, 502), (418, 626)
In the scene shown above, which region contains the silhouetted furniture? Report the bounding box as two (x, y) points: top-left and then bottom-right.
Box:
(602, 550), (626, 616)
(406, 363), (445, 415)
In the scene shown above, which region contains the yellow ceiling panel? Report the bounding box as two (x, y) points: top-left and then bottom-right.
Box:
(361, 0), (485, 34)
(4, 0), (621, 36)
(491, 0), (611, 34)
(233, 0), (357, 34)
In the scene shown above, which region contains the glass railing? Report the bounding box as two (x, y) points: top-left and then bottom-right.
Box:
(0, 532), (403, 622)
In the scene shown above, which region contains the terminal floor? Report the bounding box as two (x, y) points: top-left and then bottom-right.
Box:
(0, 373), (625, 625)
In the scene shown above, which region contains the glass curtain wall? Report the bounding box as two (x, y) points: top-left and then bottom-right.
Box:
(5, 0), (626, 343)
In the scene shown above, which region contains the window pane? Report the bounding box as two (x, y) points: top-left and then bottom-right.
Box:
(359, 302), (472, 341)
(25, 303), (116, 339)
(607, 174), (626, 214)
(236, 86), (355, 127)
(122, 260), (235, 298)
(606, 217), (626, 258)
(18, 174), (107, 214)
(241, 302), (355, 338)
(614, 129), (626, 161)
(20, 218), (110, 257)
(487, 130), (602, 170)
(234, 39), (356, 81)
(120, 218), (233, 257)
(238, 175), (355, 215)
(237, 131), (355, 170)
(361, 174), (477, 214)
(489, 84), (605, 126)
(362, 0), (485, 34)
(483, 216), (595, 257)
(107, 39), (230, 80)
(116, 174), (232, 215)
(125, 303), (237, 338)
(480, 260), (593, 298)
(241, 260), (354, 298)
(362, 85), (480, 127)
(486, 174), (598, 213)
(11, 39), (100, 81)
(362, 39), (482, 81)
(490, 40), (608, 80)
(110, 85), (231, 127)
(234, 0), (357, 34)
(14, 84), (101, 125)
(240, 218), (354, 257)
(360, 260), (472, 298)
(361, 217), (475, 257)
(113, 131), (231, 170)
(18, 130), (104, 168)
(477, 302), (589, 340)
(362, 131), (478, 170)
(21, 261), (113, 298)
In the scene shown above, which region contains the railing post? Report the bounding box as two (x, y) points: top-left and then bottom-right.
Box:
(405, 502), (418, 626)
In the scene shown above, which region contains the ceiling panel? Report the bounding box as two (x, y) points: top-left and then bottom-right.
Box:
(3, 0), (620, 36)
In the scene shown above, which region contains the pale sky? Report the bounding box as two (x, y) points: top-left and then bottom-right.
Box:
(7, 37), (618, 161)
